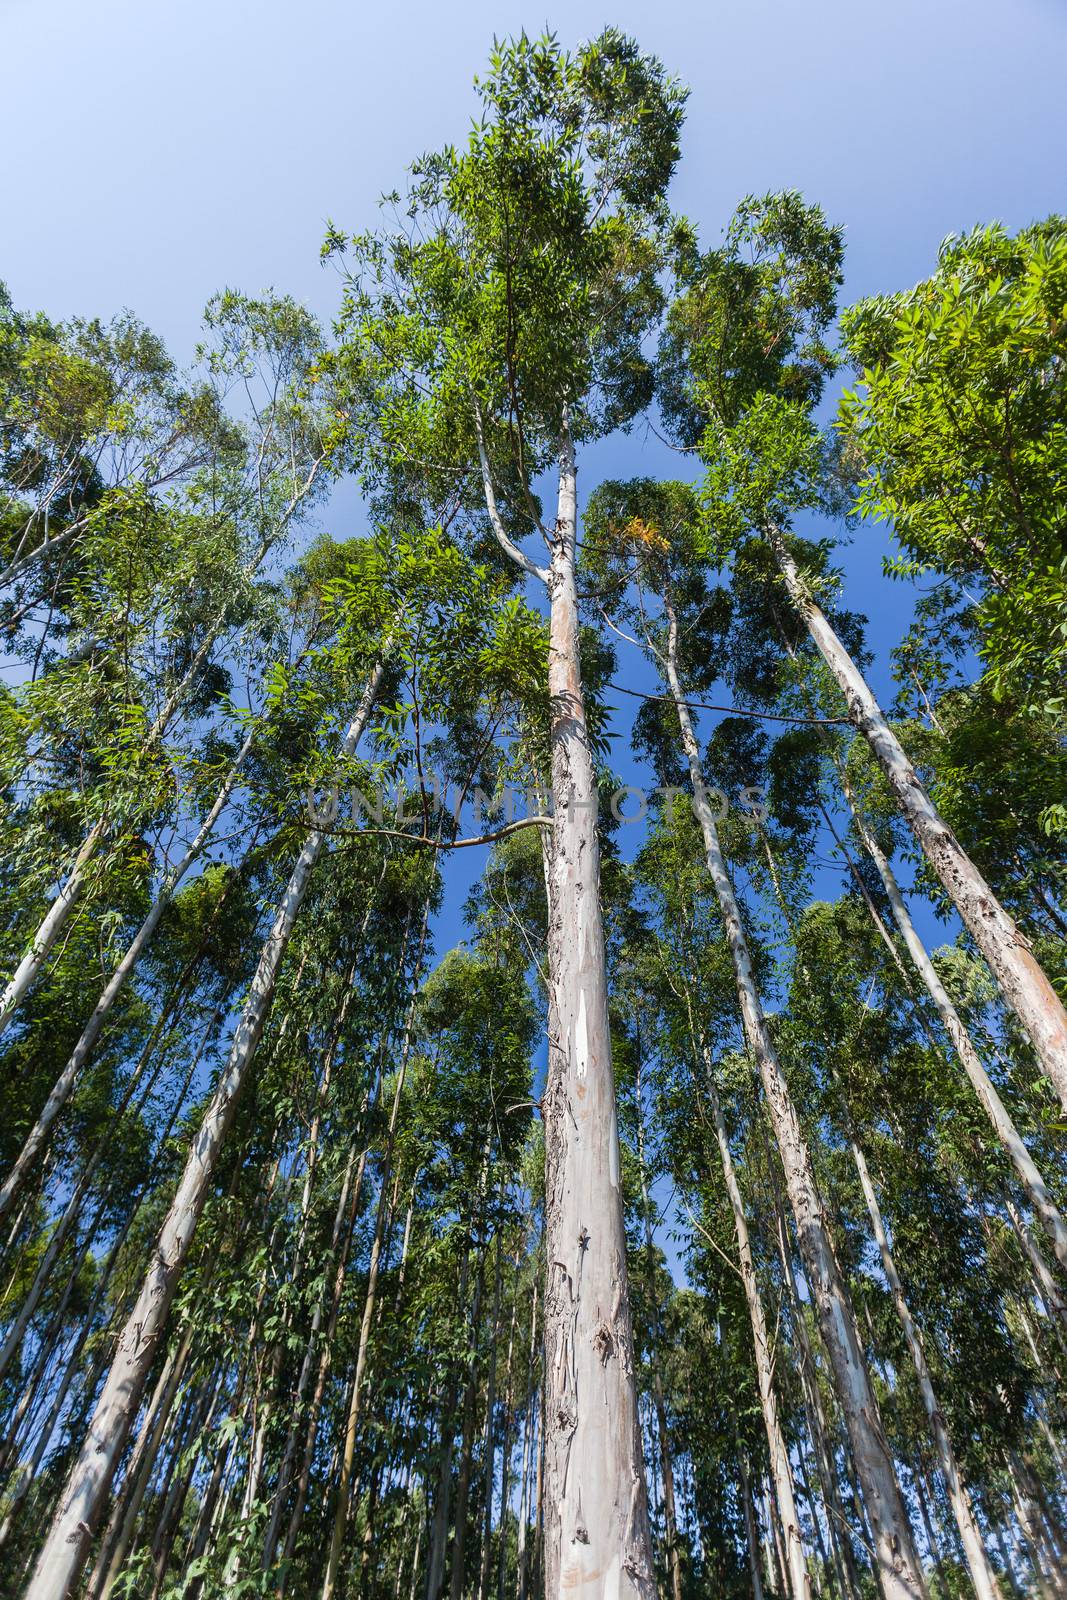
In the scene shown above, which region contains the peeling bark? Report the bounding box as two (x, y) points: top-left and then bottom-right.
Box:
(540, 421), (656, 1600)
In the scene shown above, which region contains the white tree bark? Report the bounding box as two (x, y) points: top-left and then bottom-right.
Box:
(635, 1060), (685, 1600)
(850, 1139), (1001, 1600)
(475, 411), (654, 1600)
(0, 816), (107, 1038)
(23, 662), (384, 1600)
(663, 598), (928, 1600)
(1004, 1197), (1067, 1341)
(768, 527), (1067, 1108)
(540, 422), (656, 1600)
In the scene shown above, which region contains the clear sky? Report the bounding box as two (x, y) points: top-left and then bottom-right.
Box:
(4, 0), (1065, 355)
(3, 0), (1065, 1110)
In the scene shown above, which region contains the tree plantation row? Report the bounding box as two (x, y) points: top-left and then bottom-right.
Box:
(0, 28), (1064, 1600)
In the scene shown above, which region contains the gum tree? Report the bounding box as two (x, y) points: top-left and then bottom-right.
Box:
(661, 195), (1067, 1108)
(328, 31), (688, 1597)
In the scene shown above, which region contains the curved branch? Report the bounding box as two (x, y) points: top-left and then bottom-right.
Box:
(472, 405), (550, 584)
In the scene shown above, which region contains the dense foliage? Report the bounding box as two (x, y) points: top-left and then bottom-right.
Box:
(0, 29), (1064, 1600)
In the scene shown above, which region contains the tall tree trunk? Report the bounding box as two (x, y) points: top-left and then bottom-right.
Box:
(260, 1143), (358, 1574)
(0, 817), (107, 1040)
(540, 417), (655, 1600)
(0, 557), (267, 1042)
(767, 526), (1067, 1106)
(425, 1247), (475, 1600)
(850, 1138), (1001, 1600)
(663, 598), (927, 1600)
(0, 987), (219, 1390)
(1004, 1196), (1067, 1339)
(492, 1250), (520, 1600)
(769, 1183), (862, 1600)
(23, 662), (384, 1600)
(85, 1327), (197, 1600)
(1008, 1467), (1059, 1600)
(278, 1114), (377, 1584)
(794, 1447), (836, 1600)
(0, 1015), (214, 1517)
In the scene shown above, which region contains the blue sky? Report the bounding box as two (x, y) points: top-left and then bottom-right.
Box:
(4, 0), (1065, 1130)
(5, 0), (1065, 348)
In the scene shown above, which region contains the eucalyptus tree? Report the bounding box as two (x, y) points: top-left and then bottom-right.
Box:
(0, 290), (339, 1044)
(328, 31), (689, 1596)
(613, 803), (814, 1600)
(779, 892), (1060, 1594)
(660, 194), (1067, 1107)
(583, 476), (927, 1600)
(24, 524), (531, 1599)
(0, 283), (222, 593)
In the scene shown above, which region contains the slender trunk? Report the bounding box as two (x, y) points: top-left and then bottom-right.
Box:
(278, 1118), (377, 1583)
(24, 664), (384, 1600)
(1009, 1468), (1059, 1600)
(319, 900), (430, 1600)
(699, 1052), (809, 1600)
(768, 526), (1067, 1106)
(515, 1283), (539, 1600)
(448, 1213), (492, 1600)
(770, 1185), (862, 1600)
(178, 1419), (233, 1599)
(832, 759), (1067, 1271)
(850, 1139), (1001, 1600)
(0, 732), (253, 1223)
(493, 1257), (520, 1600)
(912, 1465), (945, 1586)
(634, 1051), (685, 1600)
(533, 1361), (546, 1597)
(0, 989), (219, 1391)
(424, 1251), (473, 1600)
(147, 1377), (222, 1600)
(540, 418), (654, 1600)
(0, 1048), (209, 1522)
(424, 1376), (461, 1600)
(772, 1480), (796, 1600)
(1004, 1196), (1067, 1339)
(477, 1228), (505, 1600)
(0, 816), (107, 1040)
(742, 1460), (767, 1600)
(663, 598), (926, 1600)
(84, 1327), (195, 1600)
(0, 563), (263, 1043)
(794, 1448), (835, 1600)
(260, 1144), (358, 1573)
